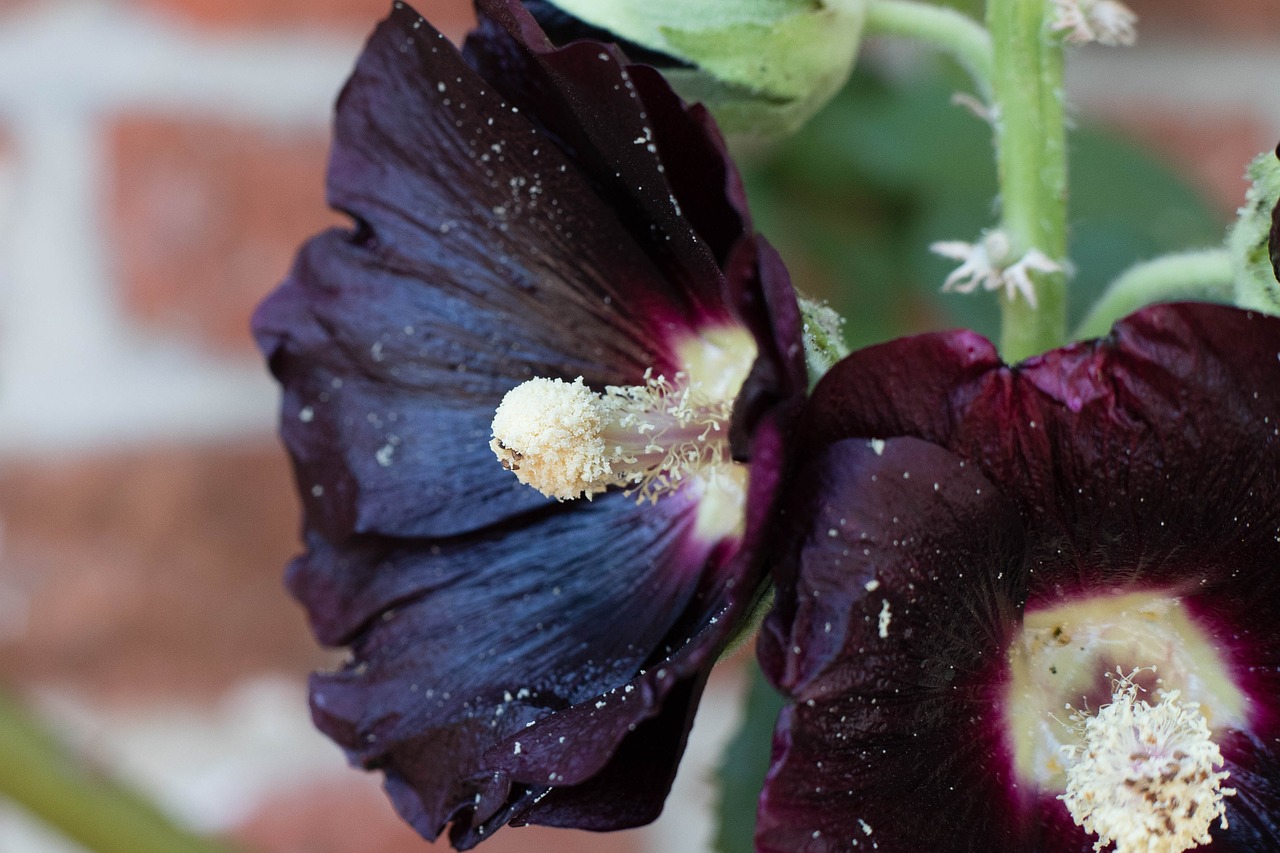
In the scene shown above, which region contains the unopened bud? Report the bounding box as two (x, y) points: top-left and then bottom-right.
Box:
(1228, 146), (1280, 315)
(524, 0), (866, 146)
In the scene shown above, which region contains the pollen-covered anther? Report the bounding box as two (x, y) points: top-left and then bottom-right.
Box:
(490, 373), (735, 502)
(1058, 671), (1235, 853)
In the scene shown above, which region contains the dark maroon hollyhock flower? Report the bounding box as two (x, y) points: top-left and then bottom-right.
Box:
(252, 0), (805, 848)
(756, 303), (1280, 852)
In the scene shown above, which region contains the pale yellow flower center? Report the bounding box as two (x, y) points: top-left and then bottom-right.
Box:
(1006, 593), (1245, 852)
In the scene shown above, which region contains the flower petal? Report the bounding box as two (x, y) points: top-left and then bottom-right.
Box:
(805, 304), (1280, 602)
(779, 303), (1280, 850)
(465, 0), (752, 281)
(256, 3), (805, 845)
(255, 1), (754, 541)
(801, 326), (1001, 451)
(725, 236), (808, 459)
(757, 436), (1030, 852)
(303, 489), (717, 836)
(290, 297), (794, 844)
(1270, 190), (1280, 284)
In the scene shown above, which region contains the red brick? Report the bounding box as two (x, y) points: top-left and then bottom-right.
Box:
(1097, 109), (1275, 215)
(239, 776), (647, 853)
(0, 0), (44, 17)
(107, 116), (345, 355)
(1125, 0), (1280, 39)
(130, 0), (475, 39)
(0, 442), (322, 701)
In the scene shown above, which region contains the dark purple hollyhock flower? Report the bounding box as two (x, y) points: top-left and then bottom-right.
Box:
(756, 303), (1280, 852)
(252, 0), (804, 848)
(1269, 188), (1279, 282)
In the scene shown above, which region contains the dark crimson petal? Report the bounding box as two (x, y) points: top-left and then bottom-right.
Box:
(254, 2), (755, 540)
(1212, 731), (1280, 850)
(1271, 193), (1280, 283)
(505, 671), (705, 831)
(757, 436), (1030, 852)
(804, 304), (1280, 601)
(304, 489), (715, 839)
(257, 2), (806, 846)
(785, 303), (1280, 851)
(801, 327), (1001, 450)
(519, 0), (688, 68)
(968, 305), (1280, 604)
(481, 396), (794, 827)
(1272, 142), (1280, 284)
(624, 63), (753, 269)
(728, 236), (808, 460)
(464, 0), (750, 291)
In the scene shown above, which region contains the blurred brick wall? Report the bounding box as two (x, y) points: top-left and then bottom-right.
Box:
(1065, 5), (1280, 215)
(0, 1), (1276, 852)
(0, 0), (724, 849)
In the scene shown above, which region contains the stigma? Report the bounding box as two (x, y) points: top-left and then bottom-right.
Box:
(490, 370), (736, 502)
(1059, 672), (1235, 853)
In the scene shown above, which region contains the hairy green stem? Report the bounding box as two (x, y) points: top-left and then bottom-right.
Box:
(987, 0), (1068, 361)
(863, 0), (994, 97)
(1074, 250), (1235, 340)
(0, 689), (246, 853)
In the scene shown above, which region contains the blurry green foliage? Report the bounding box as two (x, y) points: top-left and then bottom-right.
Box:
(712, 661), (789, 853)
(740, 57), (1224, 351)
(939, 0), (984, 17)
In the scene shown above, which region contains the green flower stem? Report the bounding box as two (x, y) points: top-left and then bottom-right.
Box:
(0, 689), (246, 853)
(1073, 249), (1235, 340)
(987, 0), (1068, 361)
(863, 0), (994, 98)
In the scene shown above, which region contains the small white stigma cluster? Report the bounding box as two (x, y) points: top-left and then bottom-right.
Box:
(931, 230), (1062, 308)
(1051, 0), (1138, 47)
(1059, 671), (1235, 853)
(490, 371), (734, 502)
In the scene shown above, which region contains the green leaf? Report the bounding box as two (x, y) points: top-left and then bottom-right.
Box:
(1065, 127), (1226, 328)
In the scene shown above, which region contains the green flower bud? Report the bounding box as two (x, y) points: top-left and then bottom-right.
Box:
(1227, 146), (1280, 315)
(527, 0), (866, 146)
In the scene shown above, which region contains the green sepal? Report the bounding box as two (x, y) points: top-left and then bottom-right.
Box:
(1228, 148), (1280, 314)
(542, 0), (867, 145)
